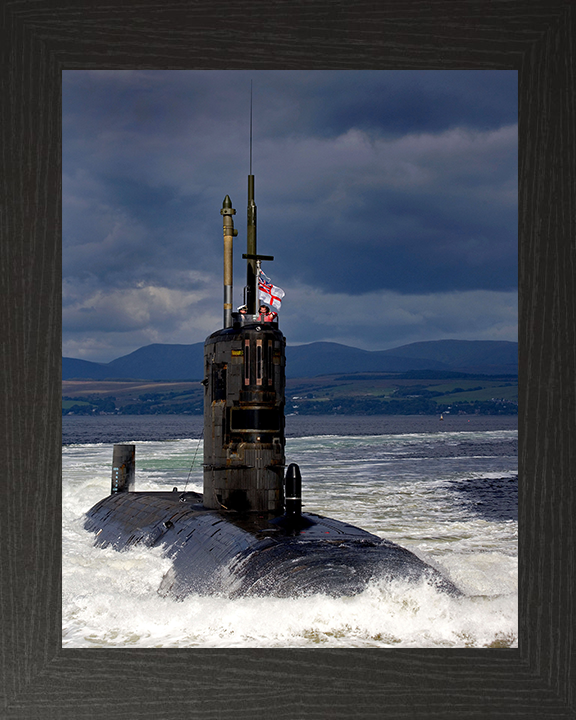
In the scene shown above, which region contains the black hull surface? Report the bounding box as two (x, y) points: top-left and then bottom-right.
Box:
(84, 491), (460, 599)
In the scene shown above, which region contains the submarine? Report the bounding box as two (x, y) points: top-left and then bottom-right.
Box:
(85, 171), (460, 600)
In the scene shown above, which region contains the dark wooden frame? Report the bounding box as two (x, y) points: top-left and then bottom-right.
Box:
(1, 1), (574, 717)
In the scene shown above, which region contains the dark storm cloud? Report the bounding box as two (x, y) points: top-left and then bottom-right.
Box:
(266, 70), (517, 140)
(265, 183), (516, 295)
(62, 70), (517, 362)
(253, 118), (516, 295)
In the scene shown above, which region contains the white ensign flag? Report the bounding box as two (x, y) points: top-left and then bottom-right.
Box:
(258, 271), (285, 310)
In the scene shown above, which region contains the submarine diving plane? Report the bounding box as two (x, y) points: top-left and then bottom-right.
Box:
(85, 172), (459, 599)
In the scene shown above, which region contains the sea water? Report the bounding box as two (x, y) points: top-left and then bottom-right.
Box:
(62, 414), (518, 648)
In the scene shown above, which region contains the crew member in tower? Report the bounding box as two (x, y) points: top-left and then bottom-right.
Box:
(259, 304), (277, 322)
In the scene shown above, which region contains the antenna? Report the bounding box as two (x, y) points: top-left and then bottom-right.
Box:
(246, 81), (257, 313)
(249, 80), (253, 176)
(244, 83), (274, 314)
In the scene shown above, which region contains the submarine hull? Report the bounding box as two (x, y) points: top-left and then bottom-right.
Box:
(84, 491), (459, 599)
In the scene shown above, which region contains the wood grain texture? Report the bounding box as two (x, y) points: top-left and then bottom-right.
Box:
(1, 0), (574, 717)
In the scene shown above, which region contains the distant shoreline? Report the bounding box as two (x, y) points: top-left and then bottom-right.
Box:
(63, 374), (518, 418)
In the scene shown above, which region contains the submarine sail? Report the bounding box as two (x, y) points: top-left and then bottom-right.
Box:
(203, 189), (286, 515)
(84, 173), (460, 600)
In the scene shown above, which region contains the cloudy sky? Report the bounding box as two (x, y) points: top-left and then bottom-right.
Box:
(63, 70), (517, 363)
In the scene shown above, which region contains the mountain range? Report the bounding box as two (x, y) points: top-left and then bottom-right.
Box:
(62, 339), (518, 381)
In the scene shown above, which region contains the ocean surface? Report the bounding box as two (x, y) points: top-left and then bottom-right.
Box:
(63, 414), (518, 648)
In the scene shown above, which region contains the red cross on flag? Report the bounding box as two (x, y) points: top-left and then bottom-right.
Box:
(258, 271), (285, 310)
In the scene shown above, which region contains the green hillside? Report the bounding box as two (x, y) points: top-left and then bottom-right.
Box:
(63, 372), (517, 416)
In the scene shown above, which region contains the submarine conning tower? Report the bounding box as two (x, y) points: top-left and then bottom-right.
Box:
(202, 182), (286, 514)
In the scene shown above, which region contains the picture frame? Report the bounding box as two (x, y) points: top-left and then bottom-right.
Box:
(2, 1), (572, 716)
